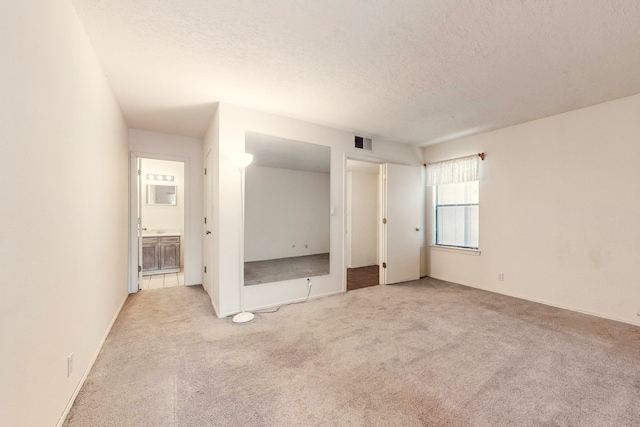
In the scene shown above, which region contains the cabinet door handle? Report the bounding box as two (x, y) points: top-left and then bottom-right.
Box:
(206, 230), (212, 235)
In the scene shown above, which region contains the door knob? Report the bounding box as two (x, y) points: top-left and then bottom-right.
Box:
(206, 230), (212, 235)
(415, 228), (421, 231)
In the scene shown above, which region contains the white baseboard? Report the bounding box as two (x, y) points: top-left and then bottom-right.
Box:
(56, 294), (128, 427)
(496, 288), (639, 327)
(433, 275), (639, 327)
(211, 298), (220, 318)
(218, 290), (344, 318)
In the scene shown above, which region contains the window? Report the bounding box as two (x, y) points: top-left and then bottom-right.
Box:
(435, 180), (479, 249)
(426, 153), (482, 250)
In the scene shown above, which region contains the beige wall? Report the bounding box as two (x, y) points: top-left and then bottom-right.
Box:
(245, 166), (330, 262)
(347, 171), (379, 268)
(423, 94), (640, 326)
(0, 1), (129, 426)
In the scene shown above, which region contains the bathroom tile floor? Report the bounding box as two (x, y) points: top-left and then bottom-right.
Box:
(140, 270), (184, 290)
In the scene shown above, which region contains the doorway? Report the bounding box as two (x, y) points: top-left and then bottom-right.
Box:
(346, 159), (381, 291)
(129, 154), (187, 292)
(344, 159), (422, 291)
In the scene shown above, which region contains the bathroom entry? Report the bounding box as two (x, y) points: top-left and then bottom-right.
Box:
(346, 159), (381, 291)
(138, 158), (186, 290)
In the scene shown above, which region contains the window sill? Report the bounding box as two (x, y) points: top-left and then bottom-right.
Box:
(430, 245), (481, 256)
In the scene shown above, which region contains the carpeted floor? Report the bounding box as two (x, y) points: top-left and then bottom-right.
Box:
(64, 278), (640, 427)
(244, 253), (330, 285)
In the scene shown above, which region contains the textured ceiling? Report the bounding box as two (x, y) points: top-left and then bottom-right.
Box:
(71, 0), (640, 146)
(246, 132), (330, 173)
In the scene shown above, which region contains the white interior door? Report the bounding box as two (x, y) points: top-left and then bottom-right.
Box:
(382, 163), (421, 284)
(203, 150), (212, 295)
(136, 156), (143, 290)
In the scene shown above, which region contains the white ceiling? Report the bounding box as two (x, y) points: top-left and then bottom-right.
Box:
(246, 132), (330, 173)
(72, 0), (640, 146)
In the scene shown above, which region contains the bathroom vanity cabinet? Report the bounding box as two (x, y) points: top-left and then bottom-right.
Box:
(142, 235), (180, 275)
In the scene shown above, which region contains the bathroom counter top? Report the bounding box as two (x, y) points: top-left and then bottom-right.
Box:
(142, 233), (182, 238)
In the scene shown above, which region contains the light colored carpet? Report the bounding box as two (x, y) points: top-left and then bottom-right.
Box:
(64, 278), (640, 426)
(244, 253), (330, 285)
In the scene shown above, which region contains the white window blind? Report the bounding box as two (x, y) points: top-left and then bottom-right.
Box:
(435, 181), (479, 249)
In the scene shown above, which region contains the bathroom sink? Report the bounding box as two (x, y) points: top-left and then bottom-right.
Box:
(142, 230), (181, 237)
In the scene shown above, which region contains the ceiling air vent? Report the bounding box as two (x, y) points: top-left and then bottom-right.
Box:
(354, 135), (373, 152)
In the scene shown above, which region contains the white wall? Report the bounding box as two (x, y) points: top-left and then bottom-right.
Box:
(205, 106), (220, 309)
(347, 171), (379, 268)
(0, 2), (129, 426)
(245, 166), (330, 262)
(203, 102), (422, 317)
(129, 129), (203, 287)
(141, 159), (185, 232)
(423, 93), (640, 326)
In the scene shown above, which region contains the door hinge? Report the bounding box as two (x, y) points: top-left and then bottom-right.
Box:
(137, 169), (141, 176)
(204, 266), (207, 273)
(382, 218), (387, 224)
(204, 168), (207, 175)
(204, 217), (207, 224)
(138, 265), (142, 273)
(382, 262), (387, 268)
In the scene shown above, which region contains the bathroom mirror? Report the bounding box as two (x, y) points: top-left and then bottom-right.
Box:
(146, 185), (177, 206)
(244, 132), (330, 285)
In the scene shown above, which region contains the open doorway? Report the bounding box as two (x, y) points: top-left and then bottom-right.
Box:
(132, 157), (186, 291)
(346, 159), (381, 291)
(344, 159), (422, 292)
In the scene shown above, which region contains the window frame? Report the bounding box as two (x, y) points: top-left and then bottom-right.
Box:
(434, 181), (480, 250)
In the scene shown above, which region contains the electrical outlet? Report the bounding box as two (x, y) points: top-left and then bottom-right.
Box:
(67, 353), (73, 377)
(498, 272), (504, 281)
